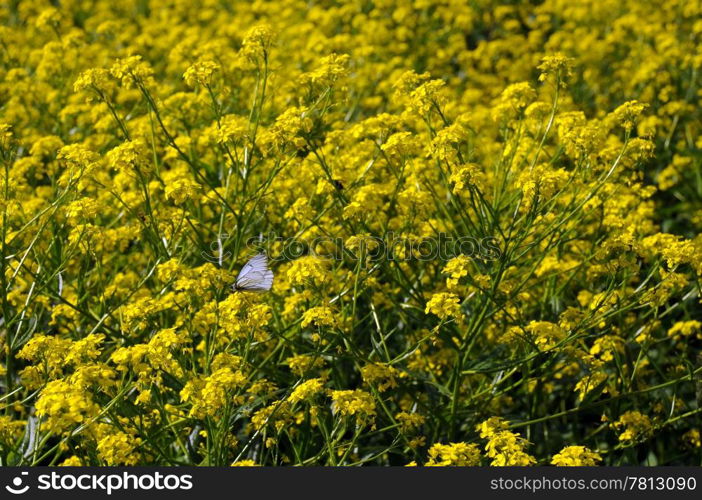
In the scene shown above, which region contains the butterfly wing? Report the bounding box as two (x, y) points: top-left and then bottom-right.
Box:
(235, 253), (273, 291)
(236, 269), (274, 291)
(238, 254), (267, 280)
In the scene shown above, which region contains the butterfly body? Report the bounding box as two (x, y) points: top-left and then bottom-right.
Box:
(233, 253), (274, 292)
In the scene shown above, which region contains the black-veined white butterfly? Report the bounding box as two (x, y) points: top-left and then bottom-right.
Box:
(232, 253), (273, 292)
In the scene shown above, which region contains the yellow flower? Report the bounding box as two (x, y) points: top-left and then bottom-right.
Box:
(74, 68), (110, 93)
(425, 292), (461, 320)
(59, 456), (83, 466)
(165, 177), (199, 204)
(484, 430), (536, 466)
(330, 389), (376, 424)
(301, 306), (337, 329)
(97, 430), (142, 466)
(286, 354), (326, 376)
(526, 321), (566, 351)
(538, 53), (575, 85)
(109, 55), (153, 87)
(476, 417), (510, 439)
(35, 379), (100, 435)
(427, 442), (481, 466)
(241, 24), (276, 64)
(105, 140), (149, 172)
(360, 363), (402, 392)
(667, 320), (702, 341)
(180, 364), (246, 419)
(183, 60), (220, 88)
(396, 412), (426, 432)
(288, 378), (325, 403)
(610, 100), (647, 132)
(231, 460), (258, 466)
(682, 429), (701, 448)
(551, 446), (602, 466)
(614, 411), (653, 442)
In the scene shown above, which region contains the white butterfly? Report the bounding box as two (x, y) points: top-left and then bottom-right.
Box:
(233, 253), (274, 292)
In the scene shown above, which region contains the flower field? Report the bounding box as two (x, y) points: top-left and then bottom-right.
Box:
(1, 0), (701, 466)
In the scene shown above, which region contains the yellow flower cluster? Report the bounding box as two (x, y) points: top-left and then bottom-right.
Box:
(330, 390), (377, 426)
(288, 378), (325, 404)
(551, 446), (602, 466)
(478, 418), (536, 466)
(0, 0), (700, 466)
(614, 411), (654, 443)
(425, 292), (462, 321)
(426, 442), (481, 466)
